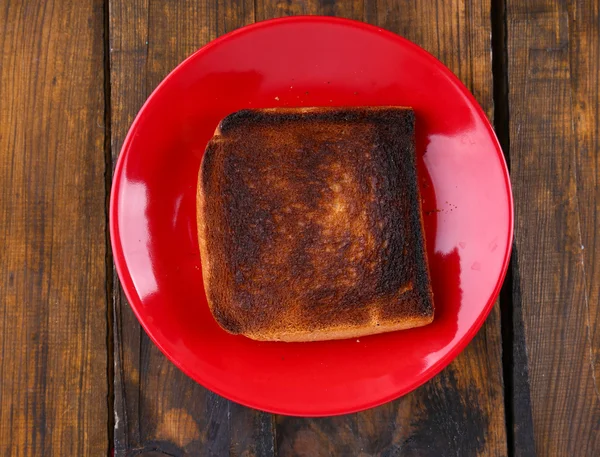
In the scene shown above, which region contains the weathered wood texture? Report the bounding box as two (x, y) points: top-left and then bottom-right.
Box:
(507, 0), (600, 455)
(0, 0), (108, 456)
(110, 1), (506, 456)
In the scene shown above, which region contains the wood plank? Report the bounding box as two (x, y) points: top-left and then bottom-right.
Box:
(507, 0), (600, 455)
(0, 0), (108, 455)
(492, 1), (537, 454)
(255, 1), (507, 456)
(109, 1), (275, 455)
(255, 0), (364, 18)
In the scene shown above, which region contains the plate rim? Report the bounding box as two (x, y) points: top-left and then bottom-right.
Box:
(110, 15), (514, 416)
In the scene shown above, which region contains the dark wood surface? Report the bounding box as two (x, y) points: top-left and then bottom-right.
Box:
(0, 0), (598, 455)
(0, 0), (109, 455)
(507, 0), (600, 455)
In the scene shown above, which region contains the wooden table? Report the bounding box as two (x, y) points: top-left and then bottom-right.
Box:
(1, 1), (598, 455)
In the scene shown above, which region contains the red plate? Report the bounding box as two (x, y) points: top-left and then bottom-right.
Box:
(110, 16), (513, 416)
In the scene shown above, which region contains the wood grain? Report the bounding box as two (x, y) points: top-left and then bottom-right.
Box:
(0, 0), (108, 455)
(109, 1), (275, 456)
(507, 0), (600, 455)
(110, 1), (506, 456)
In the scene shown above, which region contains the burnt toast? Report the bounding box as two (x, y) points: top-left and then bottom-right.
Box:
(197, 107), (434, 341)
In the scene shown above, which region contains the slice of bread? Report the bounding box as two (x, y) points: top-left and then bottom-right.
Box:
(197, 107), (434, 341)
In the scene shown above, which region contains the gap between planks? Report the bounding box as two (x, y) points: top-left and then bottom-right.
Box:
(103, 0), (115, 455)
(491, 0), (536, 456)
(490, 0), (514, 455)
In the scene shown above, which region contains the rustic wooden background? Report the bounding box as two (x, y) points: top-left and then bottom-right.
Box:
(0, 0), (598, 456)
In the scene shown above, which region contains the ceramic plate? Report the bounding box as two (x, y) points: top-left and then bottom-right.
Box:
(110, 16), (513, 416)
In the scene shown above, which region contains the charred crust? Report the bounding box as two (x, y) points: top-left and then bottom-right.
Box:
(212, 306), (243, 334)
(218, 106), (415, 134)
(199, 107), (433, 337)
(201, 139), (221, 191)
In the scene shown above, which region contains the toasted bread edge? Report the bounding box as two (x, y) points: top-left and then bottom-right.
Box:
(243, 315), (434, 342)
